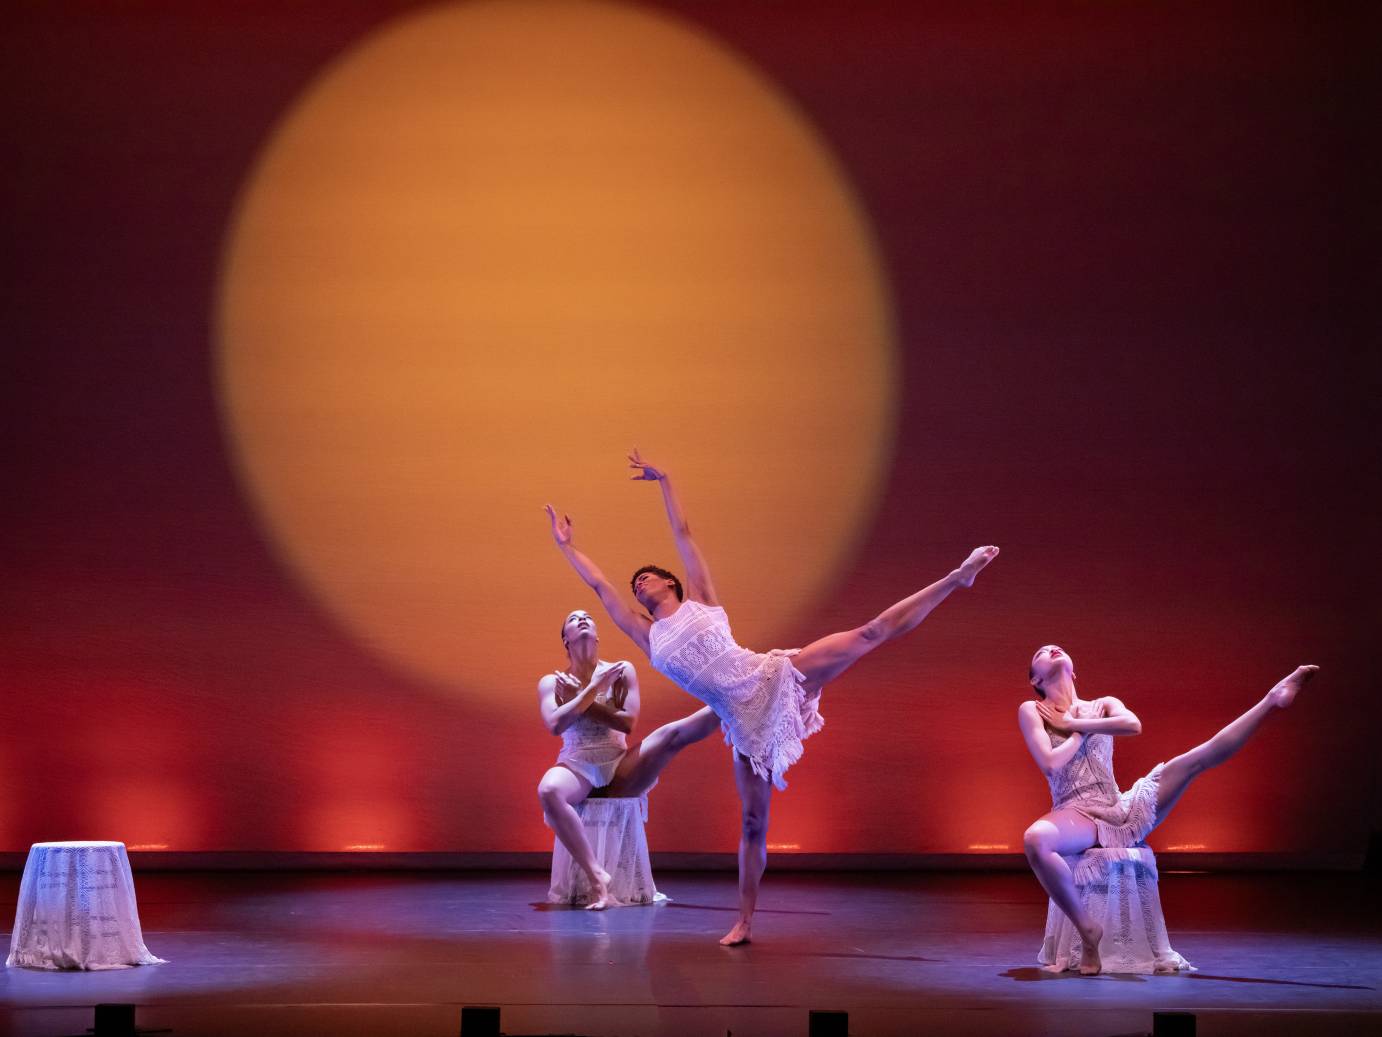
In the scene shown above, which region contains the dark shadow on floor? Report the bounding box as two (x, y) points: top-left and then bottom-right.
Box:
(664, 901), (831, 915)
(1187, 972), (1375, 992)
(1001, 967), (1144, 983)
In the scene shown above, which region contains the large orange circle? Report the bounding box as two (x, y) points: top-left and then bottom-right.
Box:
(216, 0), (897, 703)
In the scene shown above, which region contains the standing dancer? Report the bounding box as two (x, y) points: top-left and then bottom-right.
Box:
(546, 449), (999, 944)
(1020, 644), (1318, 974)
(539, 608), (719, 909)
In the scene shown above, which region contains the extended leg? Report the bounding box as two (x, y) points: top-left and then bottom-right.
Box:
(792, 546), (999, 694)
(1155, 665), (1318, 820)
(606, 707), (720, 797)
(1023, 809), (1103, 974)
(721, 752), (773, 946)
(537, 765), (612, 910)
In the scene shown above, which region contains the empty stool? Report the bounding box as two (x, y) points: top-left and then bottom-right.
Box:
(7, 841), (167, 970)
(548, 795), (666, 907)
(1038, 845), (1193, 974)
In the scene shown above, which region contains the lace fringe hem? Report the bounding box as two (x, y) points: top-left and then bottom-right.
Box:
(725, 651), (825, 791)
(1095, 762), (1165, 849)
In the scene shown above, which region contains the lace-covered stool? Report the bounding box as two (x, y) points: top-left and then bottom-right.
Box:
(7, 841), (167, 970)
(548, 795), (666, 907)
(1038, 845), (1194, 974)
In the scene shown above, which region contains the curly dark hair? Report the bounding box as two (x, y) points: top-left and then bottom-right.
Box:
(630, 564), (683, 602)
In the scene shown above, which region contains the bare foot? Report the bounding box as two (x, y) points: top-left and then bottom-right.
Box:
(719, 920), (752, 946)
(1078, 923), (1102, 975)
(956, 546), (1000, 588)
(1267, 665), (1319, 709)
(584, 867), (614, 911)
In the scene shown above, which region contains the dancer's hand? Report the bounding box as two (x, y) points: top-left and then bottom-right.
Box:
(608, 670), (630, 710)
(1036, 699), (1074, 733)
(594, 661), (628, 690)
(545, 504), (574, 545)
(628, 447), (665, 481)
(552, 671), (582, 704)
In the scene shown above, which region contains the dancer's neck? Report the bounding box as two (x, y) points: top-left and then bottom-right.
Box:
(1044, 674), (1078, 711)
(565, 646), (600, 681)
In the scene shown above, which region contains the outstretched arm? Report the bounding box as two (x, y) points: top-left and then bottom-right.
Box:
(1018, 701), (1086, 776)
(627, 449), (719, 606)
(545, 505), (651, 654)
(1040, 695), (1142, 737)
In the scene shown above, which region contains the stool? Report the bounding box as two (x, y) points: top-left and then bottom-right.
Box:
(548, 795), (666, 906)
(1037, 845), (1193, 974)
(6, 841), (167, 970)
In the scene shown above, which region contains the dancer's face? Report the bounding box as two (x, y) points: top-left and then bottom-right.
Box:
(632, 571), (676, 608)
(1029, 644), (1075, 691)
(562, 610), (597, 650)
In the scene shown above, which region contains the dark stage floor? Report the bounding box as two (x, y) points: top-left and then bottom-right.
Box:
(3, 870), (1379, 1036)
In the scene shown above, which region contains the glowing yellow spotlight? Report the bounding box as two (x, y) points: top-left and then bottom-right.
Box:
(217, 0), (897, 703)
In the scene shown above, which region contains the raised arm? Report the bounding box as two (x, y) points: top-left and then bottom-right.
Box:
(627, 449), (719, 605)
(1018, 700), (1086, 776)
(545, 505), (651, 654)
(1043, 695), (1142, 737)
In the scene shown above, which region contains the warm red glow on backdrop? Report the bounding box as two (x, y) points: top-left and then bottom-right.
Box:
(3, 2), (1375, 858)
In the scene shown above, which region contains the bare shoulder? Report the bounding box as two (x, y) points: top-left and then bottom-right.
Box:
(537, 672), (559, 695)
(1017, 699), (1040, 720)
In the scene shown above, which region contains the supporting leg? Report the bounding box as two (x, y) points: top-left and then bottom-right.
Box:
(538, 765), (612, 910)
(721, 751), (772, 946)
(1155, 665), (1318, 820)
(792, 547), (999, 694)
(1023, 809), (1103, 974)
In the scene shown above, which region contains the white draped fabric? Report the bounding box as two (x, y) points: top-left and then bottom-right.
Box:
(548, 796), (666, 907)
(7, 841), (167, 970)
(1038, 846), (1194, 974)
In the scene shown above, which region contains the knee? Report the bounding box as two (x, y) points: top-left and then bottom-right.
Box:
(1023, 824), (1051, 859)
(741, 808), (770, 844)
(859, 618), (887, 643)
(537, 779), (563, 812)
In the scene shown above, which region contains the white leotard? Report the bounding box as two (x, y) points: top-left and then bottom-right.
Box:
(554, 661), (627, 788)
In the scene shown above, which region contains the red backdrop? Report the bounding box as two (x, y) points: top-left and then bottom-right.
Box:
(3, 1), (1376, 857)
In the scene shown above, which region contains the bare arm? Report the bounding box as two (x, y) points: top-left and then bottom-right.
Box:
(538, 663), (628, 736)
(545, 505), (651, 653)
(1049, 695), (1142, 737)
(627, 449), (720, 606)
(581, 662), (640, 735)
(1018, 700), (1086, 776)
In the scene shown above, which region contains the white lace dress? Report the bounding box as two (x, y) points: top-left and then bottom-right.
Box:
(553, 661), (627, 788)
(649, 599), (822, 790)
(1037, 697), (1193, 974)
(1044, 697), (1162, 848)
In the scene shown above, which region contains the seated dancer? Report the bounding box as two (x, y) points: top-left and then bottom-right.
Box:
(1020, 645), (1318, 974)
(546, 449), (999, 944)
(538, 608), (719, 910)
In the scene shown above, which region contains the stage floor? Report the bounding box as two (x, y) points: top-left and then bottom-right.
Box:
(3, 870), (1379, 1036)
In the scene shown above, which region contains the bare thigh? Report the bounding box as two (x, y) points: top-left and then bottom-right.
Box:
(538, 765), (593, 808)
(606, 708), (719, 797)
(791, 627), (876, 697)
(1024, 808), (1100, 856)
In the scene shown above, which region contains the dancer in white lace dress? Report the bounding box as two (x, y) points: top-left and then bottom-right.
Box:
(1020, 644), (1318, 973)
(538, 608), (719, 909)
(546, 450), (999, 944)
